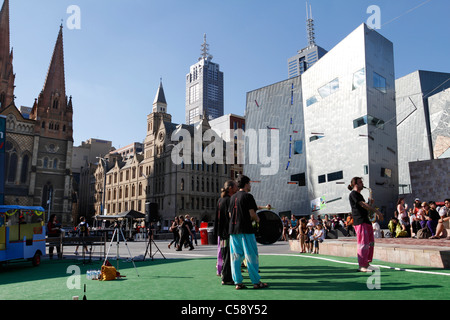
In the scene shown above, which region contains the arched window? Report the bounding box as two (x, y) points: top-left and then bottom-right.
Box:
(7, 153), (17, 183)
(53, 158), (58, 169)
(181, 178), (185, 191)
(53, 99), (59, 109)
(20, 154), (30, 183)
(43, 158), (49, 168)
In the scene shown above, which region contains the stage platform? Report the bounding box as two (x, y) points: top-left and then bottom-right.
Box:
(289, 237), (450, 269)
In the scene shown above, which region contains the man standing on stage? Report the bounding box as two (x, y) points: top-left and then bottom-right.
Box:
(348, 177), (383, 272)
(228, 175), (269, 289)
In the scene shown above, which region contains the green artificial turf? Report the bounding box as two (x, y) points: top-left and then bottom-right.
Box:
(1, 254), (449, 300)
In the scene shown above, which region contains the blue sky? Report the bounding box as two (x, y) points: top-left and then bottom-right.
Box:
(8, 0), (450, 149)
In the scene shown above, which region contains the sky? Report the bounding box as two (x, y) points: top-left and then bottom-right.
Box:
(8, 0), (450, 149)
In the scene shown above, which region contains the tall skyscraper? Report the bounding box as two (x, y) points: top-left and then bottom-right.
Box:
(287, 2), (327, 78)
(185, 34), (224, 125)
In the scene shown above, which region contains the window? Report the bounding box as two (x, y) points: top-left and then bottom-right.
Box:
(352, 68), (365, 90)
(291, 173), (306, 187)
(364, 165), (369, 175)
(294, 140), (303, 154)
(310, 135), (324, 142)
(189, 84), (200, 104)
(318, 78), (339, 99)
(189, 107), (200, 124)
(373, 72), (387, 93)
(306, 96), (318, 107)
(353, 115), (385, 130)
(318, 175), (326, 184)
(20, 155), (30, 183)
(327, 171), (343, 182)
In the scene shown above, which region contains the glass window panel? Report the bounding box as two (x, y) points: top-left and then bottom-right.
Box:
(352, 68), (366, 90)
(306, 96), (318, 107)
(373, 72), (387, 93)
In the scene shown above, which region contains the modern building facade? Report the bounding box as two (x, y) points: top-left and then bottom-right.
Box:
(246, 24), (399, 220)
(185, 35), (224, 125)
(0, 0), (75, 224)
(245, 76), (308, 217)
(395, 70), (450, 194)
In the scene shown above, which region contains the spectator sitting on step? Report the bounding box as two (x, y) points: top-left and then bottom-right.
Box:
(418, 202), (430, 229)
(409, 207), (421, 238)
(288, 215), (298, 240)
(431, 199), (449, 239)
(331, 215), (343, 230)
(372, 218), (383, 238)
(426, 201), (440, 238)
(308, 214), (319, 227)
(321, 214), (332, 239)
(388, 218), (398, 238)
(344, 213), (355, 236)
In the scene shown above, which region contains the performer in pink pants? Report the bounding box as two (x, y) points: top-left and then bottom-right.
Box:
(348, 177), (383, 272)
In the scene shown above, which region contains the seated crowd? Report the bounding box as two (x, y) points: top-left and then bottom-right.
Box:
(281, 197), (450, 250)
(281, 213), (355, 254)
(388, 198), (450, 239)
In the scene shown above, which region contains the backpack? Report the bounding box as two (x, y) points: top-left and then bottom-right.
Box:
(417, 227), (431, 239)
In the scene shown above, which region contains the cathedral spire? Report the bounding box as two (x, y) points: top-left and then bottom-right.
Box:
(42, 24), (66, 100)
(30, 24), (72, 142)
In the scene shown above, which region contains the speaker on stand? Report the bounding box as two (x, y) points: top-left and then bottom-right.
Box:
(143, 202), (165, 261)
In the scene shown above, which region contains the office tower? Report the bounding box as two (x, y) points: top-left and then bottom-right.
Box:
(287, 3), (327, 78)
(185, 34), (224, 125)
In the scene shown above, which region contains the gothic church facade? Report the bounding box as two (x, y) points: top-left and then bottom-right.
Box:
(0, 0), (74, 224)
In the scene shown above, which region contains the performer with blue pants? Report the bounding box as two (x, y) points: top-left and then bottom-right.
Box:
(228, 175), (269, 290)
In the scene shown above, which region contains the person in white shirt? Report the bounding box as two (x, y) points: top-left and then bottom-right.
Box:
(434, 199), (450, 239)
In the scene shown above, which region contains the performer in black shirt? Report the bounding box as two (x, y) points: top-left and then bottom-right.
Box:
(348, 177), (383, 272)
(228, 175), (270, 289)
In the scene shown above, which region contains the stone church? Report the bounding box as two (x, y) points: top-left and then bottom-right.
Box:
(0, 0), (74, 224)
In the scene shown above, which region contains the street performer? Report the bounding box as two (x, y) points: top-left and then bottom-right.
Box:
(214, 180), (238, 285)
(228, 175), (270, 290)
(348, 177), (383, 272)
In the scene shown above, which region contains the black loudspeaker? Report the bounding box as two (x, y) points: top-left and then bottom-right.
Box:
(146, 202), (159, 223)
